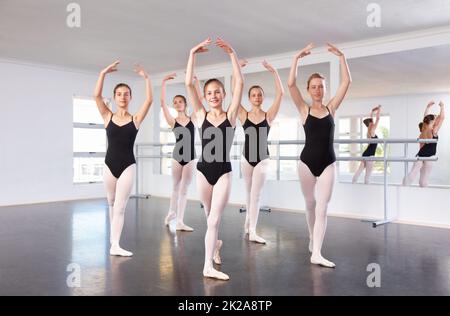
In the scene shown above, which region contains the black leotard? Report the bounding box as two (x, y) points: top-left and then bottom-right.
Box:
(416, 135), (438, 157)
(105, 114), (138, 178)
(197, 113), (235, 185)
(362, 135), (378, 157)
(300, 106), (336, 177)
(173, 119), (196, 166)
(243, 112), (270, 167)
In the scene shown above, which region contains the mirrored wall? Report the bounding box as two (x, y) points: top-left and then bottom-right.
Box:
(154, 43), (450, 187)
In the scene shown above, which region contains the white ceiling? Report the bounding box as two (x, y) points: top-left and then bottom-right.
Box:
(347, 45), (450, 98)
(1, 0), (450, 74)
(200, 45), (450, 100)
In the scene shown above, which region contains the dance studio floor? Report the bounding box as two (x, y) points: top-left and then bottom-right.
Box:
(0, 197), (449, 296)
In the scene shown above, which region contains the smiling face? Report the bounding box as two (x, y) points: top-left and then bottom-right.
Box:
(113, 84), (132, 108)
(204, 80), (225, 109)
(248, 86), (264, 107)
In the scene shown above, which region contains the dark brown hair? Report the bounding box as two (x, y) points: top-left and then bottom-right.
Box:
(113, 83), (132, 97)
(173, 95), (187, 104)
(363, 118), (373, 127)
(423, 114), (436, 125)
(419, 122), (423, 132)
(173, 95), (187, 113)
(248, 85), (264, 98)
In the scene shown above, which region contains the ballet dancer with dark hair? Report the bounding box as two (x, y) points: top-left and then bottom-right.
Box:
(403, 101), (445, 187)
(235, 60), (284, 244)
(161, 73), (197, 232)
(352, 105), (381, 184)
(94, 61), (153, 256)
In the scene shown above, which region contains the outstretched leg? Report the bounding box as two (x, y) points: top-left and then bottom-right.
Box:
(247, 159), (270, 244)
(310, 163), (336, 268)
(403, 161), (423, 186)
(202, 172), (232, 281)
(419, 161), (433, 187)
(241, 157), (253, 235)
(165, 160), (183, 225)
(352, 161), (365, 184)
(298, 160), (317, 253)
(103, 165), (117, 243)
(109, 164), (136, 257)
(364, 161), (374, 184)
(176, 160), (195, 231)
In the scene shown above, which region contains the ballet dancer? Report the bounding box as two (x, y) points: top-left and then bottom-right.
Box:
(185, 37), (244, 280)
(237, 60), (284, 244)
(352, 105), (381, 184)
(161, 73), (196, 232)
(403, 101), (445, 187)
(288, 43), (351, 268)
(94, 61), (153, 256)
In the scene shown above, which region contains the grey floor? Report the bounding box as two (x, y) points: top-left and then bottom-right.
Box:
(0, 197), (449, 296)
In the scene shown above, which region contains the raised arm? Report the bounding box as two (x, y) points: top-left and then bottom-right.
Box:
(231, 59), (249, 124)
(160, 73), (177, 128)
(185, 38), (211, 121)
(264, 60), (285, 125)
(94, 61), (118, 123)
(372, 105), (381, 129)
(433, 101), (445, 135)
(133, 64), (153, 128)
(327, 43), (352, 113)
(216, 38), (243, 127)
(288, 43), (314, 118)
(424, 101), (435, 117)
(193, 75), (205, 103)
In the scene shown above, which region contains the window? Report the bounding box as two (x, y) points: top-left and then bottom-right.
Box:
(233, 115), (301, 181)
(338, 115), (390, 177)
(73, 97), (108, 183)
(269, 116), (302, 181)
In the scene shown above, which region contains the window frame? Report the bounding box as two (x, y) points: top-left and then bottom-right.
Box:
(72, 96), (109, 184)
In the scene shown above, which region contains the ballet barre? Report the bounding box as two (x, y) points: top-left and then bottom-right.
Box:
(134, 138), (438, 227)
(261, 138), (438, 227)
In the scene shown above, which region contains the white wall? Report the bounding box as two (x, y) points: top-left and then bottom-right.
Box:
(0, 60), (137, 206)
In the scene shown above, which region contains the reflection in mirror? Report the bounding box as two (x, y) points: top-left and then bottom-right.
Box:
(339, 44), (450, 186)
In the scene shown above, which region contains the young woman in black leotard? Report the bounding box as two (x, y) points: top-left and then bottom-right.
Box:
(160, 73), (197, 232)
(288, 43), (351, 268)
(236, 60), (284, 244)
(403, 101), (445, 187)
(94, 61), (153, 257)
(352, 105), (381, 184)
(185, 38), (244, 281)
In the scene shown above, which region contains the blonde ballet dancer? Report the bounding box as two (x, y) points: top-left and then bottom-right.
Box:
(288, 43), (351, 268)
